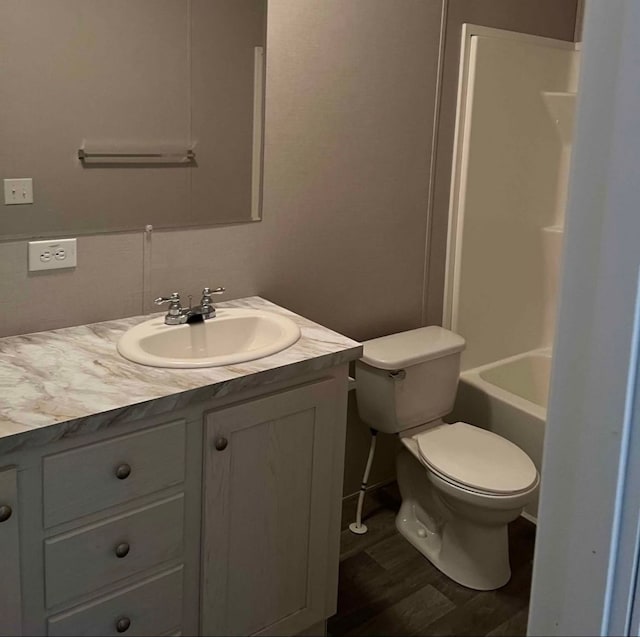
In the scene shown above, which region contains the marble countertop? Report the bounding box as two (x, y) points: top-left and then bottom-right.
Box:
(0, 296), (362, 453)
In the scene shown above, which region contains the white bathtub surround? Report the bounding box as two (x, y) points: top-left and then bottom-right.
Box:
(444, 26), (579, 369)
(0, 296), (361, 453)
(444, 26), (580, 508)
(475, 349), (551, 410)
(454, 349), (551, 520)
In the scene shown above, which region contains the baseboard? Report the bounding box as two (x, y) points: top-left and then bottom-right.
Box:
(342, 477), (396, 503)
(297, 620), (326, 636)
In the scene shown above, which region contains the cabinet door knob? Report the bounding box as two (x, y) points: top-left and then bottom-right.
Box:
(114, 542), (130, 558)
(115, 616), (131, 633)
(214, 437), (228, 451)
(115, 463), (131, 480)
(0, 505), (12, 523)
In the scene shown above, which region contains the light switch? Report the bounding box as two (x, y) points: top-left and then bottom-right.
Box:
(4, 178), (33, 205)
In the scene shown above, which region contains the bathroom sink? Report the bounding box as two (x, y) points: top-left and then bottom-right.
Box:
(117, 308), (301, 368)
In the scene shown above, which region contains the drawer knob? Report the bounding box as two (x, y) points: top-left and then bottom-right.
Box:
(115, 542), (130, 558)
(0, 505), (12, 523)
(214, 437), (228, 451)
(115, 463), (131, 480)
(115, 617), (131, 633)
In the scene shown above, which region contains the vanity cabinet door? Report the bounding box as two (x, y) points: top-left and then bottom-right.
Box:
(201, 379), (338, 637)
(0, 466), (22, 636)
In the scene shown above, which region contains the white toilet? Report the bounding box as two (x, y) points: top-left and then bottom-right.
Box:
(356, 326), (539, 591)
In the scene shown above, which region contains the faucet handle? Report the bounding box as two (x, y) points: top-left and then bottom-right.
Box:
(154, 292), (181, 306)
(202, 287), (225, 297)
(154, 292), (182, 316)
(201, 287), (225, 305)
(200, 287), (225, 318)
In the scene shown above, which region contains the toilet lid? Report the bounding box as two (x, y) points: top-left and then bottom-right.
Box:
(415, 422), (538, 495)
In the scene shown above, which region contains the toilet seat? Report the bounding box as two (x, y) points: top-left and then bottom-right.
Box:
(414, 422), (538, 496)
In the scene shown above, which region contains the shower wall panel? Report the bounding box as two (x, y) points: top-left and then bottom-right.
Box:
(446, 29), (577, 370)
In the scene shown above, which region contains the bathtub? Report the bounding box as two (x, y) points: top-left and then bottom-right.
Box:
(452, 349), (552, 521)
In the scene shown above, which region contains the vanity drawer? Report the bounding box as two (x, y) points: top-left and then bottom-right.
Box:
(45, 494), (184, 608)
(43, 420), (186, 527)
(47, 566), (183, 636)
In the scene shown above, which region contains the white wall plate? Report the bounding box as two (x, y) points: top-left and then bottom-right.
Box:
(28, 239), (77, 272)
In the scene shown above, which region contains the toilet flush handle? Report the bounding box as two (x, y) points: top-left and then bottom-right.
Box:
(388, 369), (406, 381)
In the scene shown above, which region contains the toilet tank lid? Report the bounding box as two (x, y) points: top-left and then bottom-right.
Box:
(360, 326), (465, 370)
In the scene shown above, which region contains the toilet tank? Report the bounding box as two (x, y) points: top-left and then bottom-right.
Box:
(355, 326), (465, 434)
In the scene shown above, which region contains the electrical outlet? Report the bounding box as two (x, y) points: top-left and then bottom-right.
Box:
(4, 178), (33, 205)
(28, 238), (77, 272)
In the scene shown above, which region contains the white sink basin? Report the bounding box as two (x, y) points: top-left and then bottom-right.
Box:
(117, 308), (301, 368)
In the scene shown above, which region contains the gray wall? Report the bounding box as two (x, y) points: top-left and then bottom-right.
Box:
(0, 0), (577, 497)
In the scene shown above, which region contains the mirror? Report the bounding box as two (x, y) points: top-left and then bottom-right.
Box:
(0, 0), (267, 240)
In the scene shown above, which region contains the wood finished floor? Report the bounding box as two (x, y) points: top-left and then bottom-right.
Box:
(328, 485), (536, 637)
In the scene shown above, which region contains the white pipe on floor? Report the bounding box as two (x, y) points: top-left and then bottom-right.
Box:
(349, 429), (378, 535)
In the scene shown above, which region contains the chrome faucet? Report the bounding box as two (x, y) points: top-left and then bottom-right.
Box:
(155, 287), (225, 325)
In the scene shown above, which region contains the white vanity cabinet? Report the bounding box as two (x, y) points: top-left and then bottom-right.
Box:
(1, 366), (349, 637)
(201, 378), (341, 636)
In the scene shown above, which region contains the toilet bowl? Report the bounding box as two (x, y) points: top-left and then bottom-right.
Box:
(396, 422), (538, 590)
(355, 326), (539, 590)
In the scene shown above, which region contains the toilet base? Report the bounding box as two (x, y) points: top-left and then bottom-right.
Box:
(396, 448), (514, 591)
